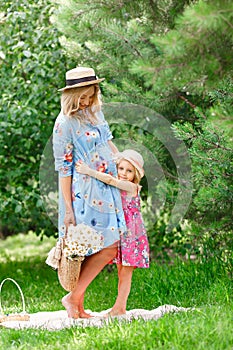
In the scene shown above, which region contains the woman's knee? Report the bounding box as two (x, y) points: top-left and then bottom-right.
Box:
(101, 246), (117, 260)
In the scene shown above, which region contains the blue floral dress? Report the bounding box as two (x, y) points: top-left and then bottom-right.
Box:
(53, 109), (126, 254)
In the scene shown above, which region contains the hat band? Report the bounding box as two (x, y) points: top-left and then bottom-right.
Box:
(66, 76), (97, 86)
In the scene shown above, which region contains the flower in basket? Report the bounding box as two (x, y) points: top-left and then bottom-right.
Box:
(63, 223), (104, 259)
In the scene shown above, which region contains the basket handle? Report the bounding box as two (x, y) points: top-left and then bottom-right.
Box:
(0, 278), (27, 315)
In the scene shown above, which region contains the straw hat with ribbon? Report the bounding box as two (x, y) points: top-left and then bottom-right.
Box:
(58, 67), (105, 91)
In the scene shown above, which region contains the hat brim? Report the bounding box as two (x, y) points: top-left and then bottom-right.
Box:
(128, 159), (144, 178)
(116, 156), (144, 178)
(58, 78), (105, 91)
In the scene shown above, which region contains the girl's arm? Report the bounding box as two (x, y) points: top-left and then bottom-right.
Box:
(76, 162), (137, 195)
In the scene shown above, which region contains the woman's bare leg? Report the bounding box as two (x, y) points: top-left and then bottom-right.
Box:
(62, 245), (117, 318)
(107, 265), (134, 316)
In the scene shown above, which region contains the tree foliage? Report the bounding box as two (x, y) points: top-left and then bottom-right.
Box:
(0, 0), (75, 237)
(55, 0), (232, 259)
(54, 0), (194, 110)
(0, 0), (232, 263)
(132, 0), (233, 95)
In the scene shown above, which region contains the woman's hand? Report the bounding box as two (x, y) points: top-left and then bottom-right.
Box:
(75, 161), (91, 175)
(64, 210), (76, 233)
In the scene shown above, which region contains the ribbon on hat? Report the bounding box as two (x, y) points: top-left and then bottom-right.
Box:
(66, 76), (97, 86)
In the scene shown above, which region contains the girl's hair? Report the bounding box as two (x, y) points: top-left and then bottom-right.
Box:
(61, 84), (101, 123)
(116, 158), (142, 184)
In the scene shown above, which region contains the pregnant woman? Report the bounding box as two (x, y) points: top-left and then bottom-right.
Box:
(53, 66), (126, 318)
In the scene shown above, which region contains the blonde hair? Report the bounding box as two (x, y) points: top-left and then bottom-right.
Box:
(116, 158), (142, 184)
(61, 84), (101, 123)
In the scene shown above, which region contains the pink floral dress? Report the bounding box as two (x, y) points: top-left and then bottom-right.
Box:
(114, 189), (149, 268)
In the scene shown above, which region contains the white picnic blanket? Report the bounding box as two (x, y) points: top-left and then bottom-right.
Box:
(0, 304), (193, 331)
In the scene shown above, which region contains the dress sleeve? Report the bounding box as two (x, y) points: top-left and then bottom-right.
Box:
(97, 109), (113, 141)
(105, 121), (113, 141)
(52, 114), (74, 177)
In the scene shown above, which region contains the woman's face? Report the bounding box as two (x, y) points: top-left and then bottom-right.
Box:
(117, 159), (135, 182)
(79, 86), (95, 110)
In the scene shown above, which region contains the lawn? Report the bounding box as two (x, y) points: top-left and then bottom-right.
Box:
(0, 232), (232, 350)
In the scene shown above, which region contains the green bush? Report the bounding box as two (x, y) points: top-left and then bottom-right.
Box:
(0, 0), (76, 237)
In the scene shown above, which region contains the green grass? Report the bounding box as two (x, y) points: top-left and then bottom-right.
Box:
(0, 233), (232, 350)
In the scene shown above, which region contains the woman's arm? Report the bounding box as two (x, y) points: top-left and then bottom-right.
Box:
(60, 176), (76, 229)
(108, 140), (119, 154)
(53, 115), (76, 231)
(75, 162), (137, 195)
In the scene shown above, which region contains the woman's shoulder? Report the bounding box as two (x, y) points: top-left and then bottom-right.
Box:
(55, 111), (69, 124)
(55, 111), (80, 127)
(90, 108), (105, 123)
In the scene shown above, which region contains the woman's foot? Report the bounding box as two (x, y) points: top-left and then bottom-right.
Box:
(62, 295), (79, 319)
(62, 295), (93, 319)
(79, 310), (93, 318)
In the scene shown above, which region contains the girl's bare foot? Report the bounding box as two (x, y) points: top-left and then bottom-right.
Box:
(104, 308), (126, 318)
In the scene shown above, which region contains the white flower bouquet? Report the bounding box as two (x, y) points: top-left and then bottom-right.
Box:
(64, 223), (104, 259)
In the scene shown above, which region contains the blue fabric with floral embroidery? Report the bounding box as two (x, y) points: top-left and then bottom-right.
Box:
(53, 109), (127, 254)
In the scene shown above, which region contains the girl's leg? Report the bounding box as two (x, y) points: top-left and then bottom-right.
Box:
(108, 265), (134, 316)
(62, 245), (117, 318)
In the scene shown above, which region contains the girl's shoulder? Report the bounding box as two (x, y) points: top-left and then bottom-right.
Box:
(133, 184), (142, 197)
(122, 183), (141, 198)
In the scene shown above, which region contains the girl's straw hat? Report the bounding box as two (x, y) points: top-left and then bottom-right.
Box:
(117, 149), (145, 178)
(58, 67), (105, 91)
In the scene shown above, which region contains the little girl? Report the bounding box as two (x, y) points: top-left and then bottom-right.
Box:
(75, 149), (149, 316)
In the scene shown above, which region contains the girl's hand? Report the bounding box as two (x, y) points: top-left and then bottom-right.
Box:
(64, 210), (76, 233)
(75, 161), (91, 175)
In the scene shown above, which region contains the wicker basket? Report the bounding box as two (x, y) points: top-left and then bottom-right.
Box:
(0, 278), (30, 322)
(57, 241), (85, 292)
